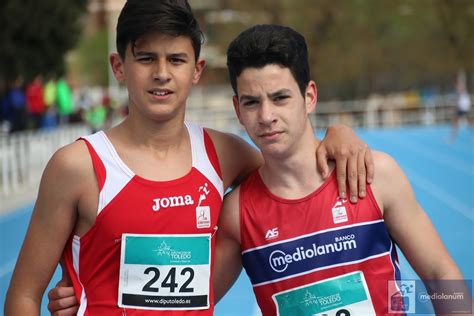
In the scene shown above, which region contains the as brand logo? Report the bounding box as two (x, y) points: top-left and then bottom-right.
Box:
(152, 195), (194, 211)
(265, 227), (279, 240)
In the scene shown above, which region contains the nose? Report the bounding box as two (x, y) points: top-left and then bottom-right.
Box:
(152, 60), (171, 84)
(258, 100), (276, 126)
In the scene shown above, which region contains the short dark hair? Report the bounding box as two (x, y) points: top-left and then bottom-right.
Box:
(227, 24), (311, 96)
(116, 0), (203, 61)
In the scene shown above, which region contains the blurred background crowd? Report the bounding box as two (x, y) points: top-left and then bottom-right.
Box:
(0, 0), (473, 136)
(0, 76), (121, 134)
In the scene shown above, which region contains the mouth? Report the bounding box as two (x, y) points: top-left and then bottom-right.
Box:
(148, 89), (173, 97)
(259, 131), (282, 139)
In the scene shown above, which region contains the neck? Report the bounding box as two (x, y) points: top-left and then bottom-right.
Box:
(260, 127), (325, 199)
(110, 110), (188, 153)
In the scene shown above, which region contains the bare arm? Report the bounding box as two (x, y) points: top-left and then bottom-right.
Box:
(206, 129), (262, 190)
(371, 152), (470, 314)
(372, 151), (462, 281)
(4, 143), (88, 315)
(213, 188), (243, 303)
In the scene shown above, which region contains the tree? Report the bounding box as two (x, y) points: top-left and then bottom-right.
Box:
(73, 28), (109, 87)
(206, 0), (474, 99)
(0, 0), (88, 83)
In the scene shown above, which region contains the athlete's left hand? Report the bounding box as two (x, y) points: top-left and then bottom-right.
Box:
(317, 124), (374, 203)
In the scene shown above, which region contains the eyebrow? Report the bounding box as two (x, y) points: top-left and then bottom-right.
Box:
(239, 94), (259, 103)
(269, 89), (292, 98)
(239, 88), (292, 103)
(134, 51), (155, 57)
(134, 51), (189, 59)
(170, 52), (189, 59)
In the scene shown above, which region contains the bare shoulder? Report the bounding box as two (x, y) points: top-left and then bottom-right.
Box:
(29, 139), (97, 232)
(370, 151), (401, 211)
(372, 151), (399, 175)
(46, 140), (91, 178)
(204, 128), (262, 189)
(370, 150), (414, 214)
(39, 139), (95, 201)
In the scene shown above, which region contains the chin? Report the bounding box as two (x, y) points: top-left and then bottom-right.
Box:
(148, 109), (180, 122)
(261, 145), (288, 159)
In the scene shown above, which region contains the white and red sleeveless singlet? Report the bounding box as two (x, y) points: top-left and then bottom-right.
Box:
(63, 122), (223, 315)
(240, 170), (403, 316)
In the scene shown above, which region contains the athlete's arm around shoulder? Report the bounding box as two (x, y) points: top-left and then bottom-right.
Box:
(213, 186), (242, 304)
(205, 128), (263, 189)
(370, 151), (462, 281)
(5, 140), (94, 315)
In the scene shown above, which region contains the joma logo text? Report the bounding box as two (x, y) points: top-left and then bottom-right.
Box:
(152, 195), (194, 211)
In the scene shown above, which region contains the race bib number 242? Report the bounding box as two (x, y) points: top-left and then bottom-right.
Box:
(118, 234), (211, 310)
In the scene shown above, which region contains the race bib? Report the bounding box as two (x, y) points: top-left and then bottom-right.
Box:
(273, 271), (376, 316)
(118, 234), (211, 310)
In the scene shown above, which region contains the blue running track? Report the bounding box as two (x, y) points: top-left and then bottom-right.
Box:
(1, 125), (472, 315)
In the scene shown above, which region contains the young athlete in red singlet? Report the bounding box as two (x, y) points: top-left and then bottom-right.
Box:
(239, 170), (400, 315)
(214, 24), (465, 315)
(62, 123), (223, 314)
(5, 2), (375, 315)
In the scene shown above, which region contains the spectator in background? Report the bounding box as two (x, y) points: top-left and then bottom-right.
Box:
(42, 77), (58, 129)
(3, 77), (27, 133)
(100, 87), (115, 129)
(69, 89), (91, 124)
(43, 77), (57, 109)
(450, 81), (473, 142)
(56, 78), (74, 125)
(83, 101), (107, 133)
(101, 87), (111, 109)
(0, 91), (6, 132)
(25, 75), (45, 130)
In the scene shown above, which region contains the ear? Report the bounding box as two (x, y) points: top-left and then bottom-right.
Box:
(305, 80), (317, 114)
(232, 95), (244, 126)
(192, 58), (206, 84)
(110, 53), (125, 82)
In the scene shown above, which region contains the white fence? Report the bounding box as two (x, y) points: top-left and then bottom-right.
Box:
(0, 125), (90, 199)
(0, 91), (466, 204)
